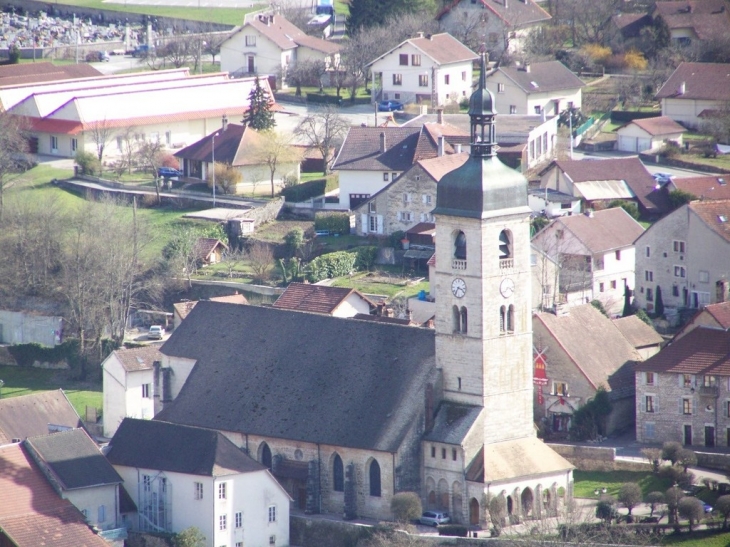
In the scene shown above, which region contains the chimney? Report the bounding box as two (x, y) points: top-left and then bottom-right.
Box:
(679, 81), (686, 95)
(504, 0), (508, 8)
(455, 143), (462, 153)
(380, 132), (386, 153)
(222, 114), (228, 132)
(438, 135), (445, 157)
(437, 108), (444, 124)
(417, 31), (424, 38)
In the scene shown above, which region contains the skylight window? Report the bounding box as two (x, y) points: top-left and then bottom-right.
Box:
(719, 178), (726, 185)
(530, 81), (539, 88)
(719, 215), (727, 223)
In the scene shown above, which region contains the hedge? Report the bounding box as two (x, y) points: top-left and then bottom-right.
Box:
(438, 524), (469, 537)
(281, 178), (327, 202)
(307, 251), (357, 282)
(354, 246), (377, 271)
(315, 212), (349, 235)
(307, 93), (343, 105)
(7, 340), (81, 367)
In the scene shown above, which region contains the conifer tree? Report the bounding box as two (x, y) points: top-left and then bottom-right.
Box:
(244, 76), (275, 131)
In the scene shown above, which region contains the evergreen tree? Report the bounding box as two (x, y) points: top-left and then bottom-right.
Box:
(244, 77), (275, 131)
(622, 285), (632, 317)
(655, 285), (664, 317)
(347, 0), (387, 34)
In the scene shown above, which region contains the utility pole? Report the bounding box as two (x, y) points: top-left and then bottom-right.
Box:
(212, 133), (216, 207)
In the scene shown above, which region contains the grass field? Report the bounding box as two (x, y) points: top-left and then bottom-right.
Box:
(662, 530), (730, 547)
(573, 470), (673, 499)
(0, 365), (101, 418)
(331, 271), (429, 299)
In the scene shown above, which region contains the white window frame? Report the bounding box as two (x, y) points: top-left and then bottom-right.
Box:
(673, 240), (686, 253)
(142, 383), (151, 398)
(219, 514), (227, 531)
(194, 482), (203, 500)
(674, 265), (686, 278)
(218, 482), (227, 500)
(50, 135), (58, 152)
(646, 372), (655, 386)
(552, 381), (568, 396)
(245, 35), (256, 46)
(497, 83), (505, 93)
(268, 505), (277, 522)
(235, 511), (243, 528)
(645, 394), (655, 413)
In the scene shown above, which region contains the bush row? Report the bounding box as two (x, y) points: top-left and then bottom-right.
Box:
(306, 246), (377, 283)
(281, 178), (327, 202)
(314, 212), (350, 235)
(7, 340), (81, 367)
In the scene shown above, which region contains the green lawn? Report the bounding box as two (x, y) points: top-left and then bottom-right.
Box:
(331, 272), (429, 299)
(573, 470), (673, 499)
(662, 530), (730, 547)
(0, 365), (101, 418)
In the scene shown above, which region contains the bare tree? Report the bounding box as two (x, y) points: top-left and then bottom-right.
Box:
(89, 118), (115, 164)
(0, 111), (29, 221)
(162, 227), (203, 289)
(562, 0), (622, 46)
(137, 135), (165, 204)
(118, 125), (139, 175)
(295, 105), (351, 175)
(246, 240), (274, 282)
(222, 247), (246, 278)
(208, 162), (242, 194)
(285, 58), (327, 96)
(271, 0), (311, 31)
(200, 27), (229, 66)
(158, 37), (192, 68)
(251, 130), (303, 197)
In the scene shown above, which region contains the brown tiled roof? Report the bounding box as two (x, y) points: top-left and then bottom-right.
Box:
(534, 304), (641, 391)
(552, 157), (671, 214)
(418, 152), (470, 181)
(549, 207), (645, 253)
(493, 61), (584, 94)
(689, 199), (730, 243)
(704, 301), (730, 329)
(195, 238), (228, 261)
(636, 326), (730, 375)
(406, 222), (436, 235)
(210, 293), (249, 305)
(273, 282), (375, 314)
(0, 62), (101, 87)
(656, 62), (730, 101)
(174, 294), (249, 321)
(671, 175), (730, 200)
(0, 390), (83, 445)
(332, 127), (423, 171)
(113, 345), (163, 372)
(438, 0), (551, 26)
(0, 444), (109, 547)
(628, 115), (687, 136)
(246, 14), (340, 54)
(612, 12), (651, 33)
(653, 0), (730, 40)
(405, 33), (478, 65)
(613, 315), (665, 349)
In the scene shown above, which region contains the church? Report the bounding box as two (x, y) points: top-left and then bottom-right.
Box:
(147, 54), (573, 527)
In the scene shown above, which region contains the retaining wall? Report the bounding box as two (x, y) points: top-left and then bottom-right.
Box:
(548, 444), (651, 472)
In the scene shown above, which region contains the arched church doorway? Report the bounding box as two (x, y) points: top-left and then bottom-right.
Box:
(507, 495), (513, 515)
(469, 498), (480, 525)
(521, 487), (534, 517)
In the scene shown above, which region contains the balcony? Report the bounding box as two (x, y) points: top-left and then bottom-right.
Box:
(499, 258), (514, 270)
(452, 259), (467, 270)
(699, 385), (719, 398)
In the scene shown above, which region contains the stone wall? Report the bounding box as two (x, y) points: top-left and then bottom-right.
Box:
(548, 444), (651, 472)
(696, 451), (730, 470)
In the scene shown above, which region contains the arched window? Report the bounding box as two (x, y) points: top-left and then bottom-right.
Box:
(454, 231), (467, 260)
(453, 305), (461, 333)
(507, 304), (515, 332)
(499, 230), (512, 259)
(499, 306), (506, 333)
(260, 442), (272, 470)
(333, 454), (344, 492)
(369, 460), (381, 497)
(460, 307), (468, 334)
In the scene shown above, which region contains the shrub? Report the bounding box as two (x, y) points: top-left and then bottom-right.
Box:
(607, 200), (639, 220)
(635, 308), (652, 325)
(283, 228), (305, 258)
(306, 251), (357, 282)
(677, 448), (697, 471)
(7, 340), (82, 368)
(388, 231), (406, 248)
(75, 150), (101, 176)
(582, 44), (612, 65)
(8, 44), (20, 64)
(438, 524), (468, 537)
(669, 189), (696, 210)
(390, 492), (421, 523)
(596, 495), (617, 523)
(590, 300), (608, 317)
(645, 491), (665, 517)
(314, 212), (349, 235)
(280, 178), (327, 202)
(354, 246), (378, 271)
(662, 441), (683, 465)
(618, 483), (642, 516)
(678, 497), (704, 532)
(624, 49), (648, 71)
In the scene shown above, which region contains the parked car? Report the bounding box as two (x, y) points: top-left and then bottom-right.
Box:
(158, 167), (181, 178)
(652, 172), (673, 184)
(85, 50), (110, 62)
(419, 511), (450, 527)
(378, 100), (404, 112)
(148, 325), (165, 340)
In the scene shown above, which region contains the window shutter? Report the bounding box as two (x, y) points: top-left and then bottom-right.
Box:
(377, 215), (383, 234)
(361, 214), (368, 234)
(397, 211), (402, 221)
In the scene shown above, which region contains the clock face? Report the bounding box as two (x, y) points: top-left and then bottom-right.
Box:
(500, 278), (515, 298)
(451, 278), (466, 298)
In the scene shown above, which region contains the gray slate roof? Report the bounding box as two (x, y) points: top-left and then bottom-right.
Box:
(107, 418), (264, 477)
(492, 61), (585, 94)
(156, 301), (437, 452)
(423, 403), (482, 445)
(25, 429), (122, 490)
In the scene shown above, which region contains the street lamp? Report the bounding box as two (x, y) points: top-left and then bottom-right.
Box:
(211, 132), (216, 207)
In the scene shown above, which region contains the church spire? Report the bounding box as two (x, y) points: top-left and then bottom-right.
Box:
(467, 52), (497, 158)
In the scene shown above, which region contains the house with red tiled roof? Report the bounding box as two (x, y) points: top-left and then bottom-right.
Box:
(634, 199), (730, 315)
(272, 282), (375, 317)
(668, 174), (730, 201)
(656, 62), (730, 128)
(485, 61), (585, 117)
(616, 115), (686, 153)
(368, 33), (478, 107)
(195, 237), (228, 266)
(0, 442), (110, 547)
(651, 0), (730, 47)
(530, 207), (645, 315)
(437, 0), (551, 58)
(539, 156), (672, 218)
(533, 304), (656, 436)
(220, 13), (341, 85)
(673, 301), (730, 341)
(635, 326), (730, 446)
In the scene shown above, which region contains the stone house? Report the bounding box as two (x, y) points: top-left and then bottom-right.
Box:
(635, 326), (730, 447)
(656, 62), (730, 129)
(533, 305), (661, 436)
(368, 33), (477, 106)
(530, 208), (645, 316)
(485, 61), (585, 117)
(352, 152), (469, 236)
(633, 200), (730, 315)
(616, 116), (686, 153)
(272, 282), (375, 317)
(674, 301), (730, 341)
(106, 418), (291, 547)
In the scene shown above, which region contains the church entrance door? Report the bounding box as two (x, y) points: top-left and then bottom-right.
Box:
(469, 498), (480, 525)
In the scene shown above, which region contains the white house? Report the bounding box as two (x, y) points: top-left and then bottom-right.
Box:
(531, 208), (645, 315)
(24, 429), (125, 540)
(220, 13), (340, 84)
(106, 418), (291, 547)
(102, 346), (162, 438)
(656, 62), (730, 129)
(616, 116), (686, 153)
(272, 282), (375, 317)
(528, 188), (581, 218)
(485, 61), (584, 116)
(368, 33), (477, 107)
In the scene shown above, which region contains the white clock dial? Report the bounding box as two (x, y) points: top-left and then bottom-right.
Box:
(500, 278), (515, 298)
(451, 278), (466, 298)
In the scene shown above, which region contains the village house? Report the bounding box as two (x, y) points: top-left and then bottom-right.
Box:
(633, 199), (730, 314)
(528, 188), (581, 218)
(674, 301), (730, 341)
(172, 293), (249, 330)
(539, 157), (672, 218)
(0, 390), (84, 443)
(272, 282), (375, 317)
(219, 13), (340, 85)
(531, 208), (645, 316)
(368, 32), (477, 106)
(668, 175), (730, 201)
(437, 0), (551, 59)
(106, 418), (291, 547)
(485, 61), (584, 117)
(533, 305), (661, 436)
(616, 115), (686, 153)
(656, 62), (730, 129)
(635, 325), (730, 447)
(651, 0), (730, 47)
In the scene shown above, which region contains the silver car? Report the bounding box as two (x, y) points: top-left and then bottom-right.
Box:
(148, 325), (165, 340)
(419, 511), (450, 527)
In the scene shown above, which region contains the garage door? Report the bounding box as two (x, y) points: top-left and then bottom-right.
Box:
(637, 138), (652, 152)
(619, 135), (637, 152)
